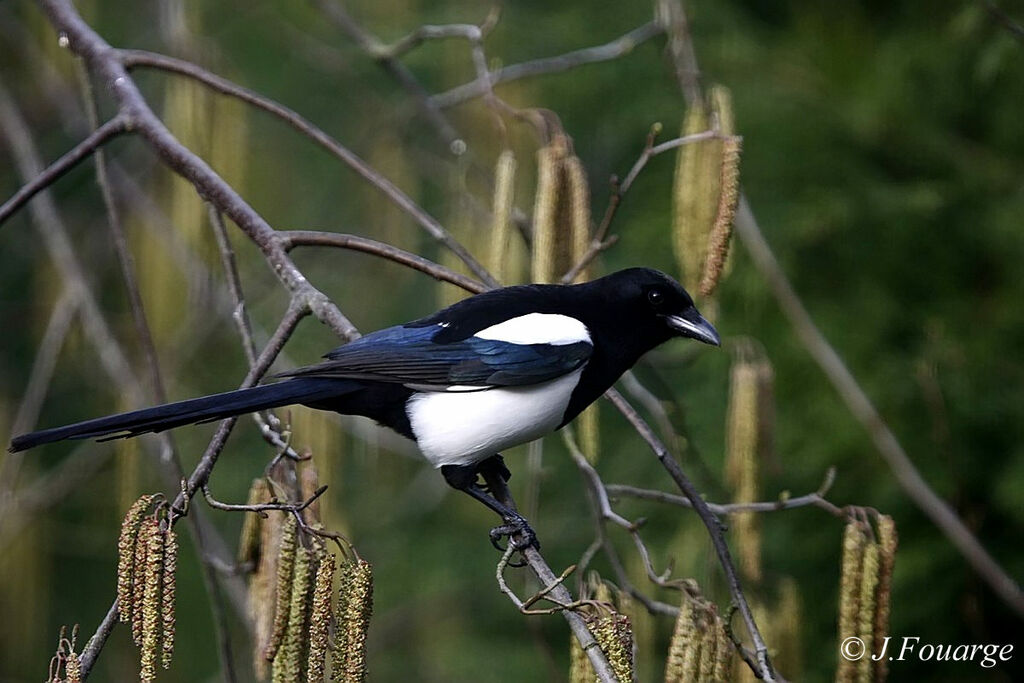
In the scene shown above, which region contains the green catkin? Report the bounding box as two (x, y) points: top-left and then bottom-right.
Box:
(699, 134), (741, 298)
(873, 516), (898, 682)
(531, 139), (564, 284)
(593, 612), (633, 682)
(276, 545), (314, 682)
(672, 101), (714, 293)
(856, 542), (880, 683)
(490, 150), (518, 284)
(265, 514), (298, 662)
(161, 527), (178, 669)
(140, 525), (165, 683)
(665, 597), (696, 682)
(338, 559), (374, 682)
(726, 359), (762, 583)
(238, 479), (268, 565)
(307, 553), (335, 683)
(117, 496), (153, 624)
(836, 521), (867, 683)
(712, 622), (733, 682)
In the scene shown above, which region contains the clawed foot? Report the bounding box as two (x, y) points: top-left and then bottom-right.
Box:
(488, 512), (540, 553)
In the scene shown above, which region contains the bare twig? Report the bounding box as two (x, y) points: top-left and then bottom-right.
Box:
(733, 195), (1024, 618)
(606, 467), (844, 518)
(279, 230), (487, 293)
(430, 22), (664, 109)
(0, 114), (128, 227)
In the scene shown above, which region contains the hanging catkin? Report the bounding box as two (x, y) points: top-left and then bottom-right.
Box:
(490, 150), (519, 284)
(836, 521), (868, 683)
(672, 85), (740, 296)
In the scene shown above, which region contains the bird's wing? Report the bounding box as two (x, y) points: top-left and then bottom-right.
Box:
(277, 324), (592, 391)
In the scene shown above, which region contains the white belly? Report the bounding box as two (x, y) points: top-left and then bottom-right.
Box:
(406, 369), (583, 467)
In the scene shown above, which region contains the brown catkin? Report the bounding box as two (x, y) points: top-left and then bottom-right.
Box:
(856, 542), (880, 683)
(140, 526), (165, 683)
(238, 479), (268, 565)
(339, 559), (374, 682)
(161, 527), (178, 669)
(252, 506), (283, 679)
(265, 514), (298, 662)
(699, 134), (741, 298)
(490, 150), (518, 283)
(836, 521), (868, 683)
(697, 616), (718, 681)
(132, 518), (156, 646)
(117, 496), (153, 624)
(873, 516), (898, 682)
(726, 359), (762, 583)
(307, 552), (335, 683)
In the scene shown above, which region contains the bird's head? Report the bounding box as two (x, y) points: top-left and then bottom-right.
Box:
(583, 267), (720, 349)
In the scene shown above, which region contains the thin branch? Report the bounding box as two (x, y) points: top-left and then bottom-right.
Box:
(733, 195), (1024, 618)
(119, 48), (497, 288)
(311, 0), (463, 148)
(606, 467), (844, 518)
(0, 114), (128, 228)
(430, 22), (664, 109)
(982, 0), (1024, 41)
(278, 230), (487, 293)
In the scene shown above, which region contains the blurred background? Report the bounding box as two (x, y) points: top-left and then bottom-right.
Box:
(1, 0), (1022, 681)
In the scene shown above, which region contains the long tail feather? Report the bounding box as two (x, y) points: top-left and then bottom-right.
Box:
(8, 378), (358, 453)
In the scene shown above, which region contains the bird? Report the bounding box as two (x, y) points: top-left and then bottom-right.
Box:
(8, 267), (719, 549)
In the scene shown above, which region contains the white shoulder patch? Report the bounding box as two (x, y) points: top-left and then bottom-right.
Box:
(473, 313), (591, 346)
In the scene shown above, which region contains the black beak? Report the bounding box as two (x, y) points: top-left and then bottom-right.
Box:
(665, 311), (721, 347)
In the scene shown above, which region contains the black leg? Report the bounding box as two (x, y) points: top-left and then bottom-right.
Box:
(441, 457), (538, 551)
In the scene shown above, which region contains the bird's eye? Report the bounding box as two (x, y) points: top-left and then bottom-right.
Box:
(647, 289), (665, 308)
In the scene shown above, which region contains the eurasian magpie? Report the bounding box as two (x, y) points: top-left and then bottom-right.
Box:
(8, 267), (719, 548)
